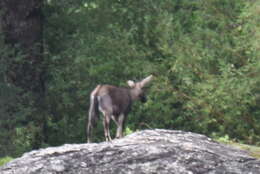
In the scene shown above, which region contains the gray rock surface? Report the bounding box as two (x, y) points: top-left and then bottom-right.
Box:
(0, 129), (260, 174)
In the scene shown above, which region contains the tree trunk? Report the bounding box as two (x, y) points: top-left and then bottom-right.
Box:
(0, 0), (44, 93)
(0, 0), (46, 150)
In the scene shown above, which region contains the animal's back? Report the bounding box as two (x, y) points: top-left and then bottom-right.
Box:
(97, 85), (132, 115)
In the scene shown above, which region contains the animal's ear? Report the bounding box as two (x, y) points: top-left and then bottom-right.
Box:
(140, 75), (153, 88)
(127, 80), (136, 88)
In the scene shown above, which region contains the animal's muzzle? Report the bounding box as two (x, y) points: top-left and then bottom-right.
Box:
(140, 95), (147, 103)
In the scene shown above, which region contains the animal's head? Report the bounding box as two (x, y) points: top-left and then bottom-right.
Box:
(127, 75), (153, 102)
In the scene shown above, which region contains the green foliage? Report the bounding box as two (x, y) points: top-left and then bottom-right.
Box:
(0, 0), (260, 158)
(0, 156), (13, 166)
(124, 127), (134, 136)
(215, 134), (231, 144)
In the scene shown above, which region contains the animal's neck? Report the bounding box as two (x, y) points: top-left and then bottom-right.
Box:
(129, 88), (140, 101)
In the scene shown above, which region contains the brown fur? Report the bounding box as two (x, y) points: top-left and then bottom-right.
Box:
(87, 75), (153, 142)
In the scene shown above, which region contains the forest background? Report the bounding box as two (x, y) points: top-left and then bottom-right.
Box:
(0, 0), (259, 158)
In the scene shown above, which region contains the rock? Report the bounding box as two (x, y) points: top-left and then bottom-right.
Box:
(0, 129), (259, 174)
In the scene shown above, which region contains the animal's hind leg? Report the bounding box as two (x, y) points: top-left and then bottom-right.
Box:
(98, 95), (113, 141)
(110, 115), (120, 139)
(116, 114), (125, 138)
(103, 114), (112, 141)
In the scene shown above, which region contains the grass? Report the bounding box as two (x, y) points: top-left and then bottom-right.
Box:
(227, 142), (260, 159)
(0, 156), (13, 166)
(216, 137), (260, 159)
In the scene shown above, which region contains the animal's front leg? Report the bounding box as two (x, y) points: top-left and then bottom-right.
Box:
(116, 126), (121, 139)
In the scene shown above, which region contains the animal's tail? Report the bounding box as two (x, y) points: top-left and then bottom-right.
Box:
(89, 94), (99, 127)
(87, 85), (100, 143)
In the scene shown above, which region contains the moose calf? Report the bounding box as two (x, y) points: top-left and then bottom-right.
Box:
(87, 75), (153, 142)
